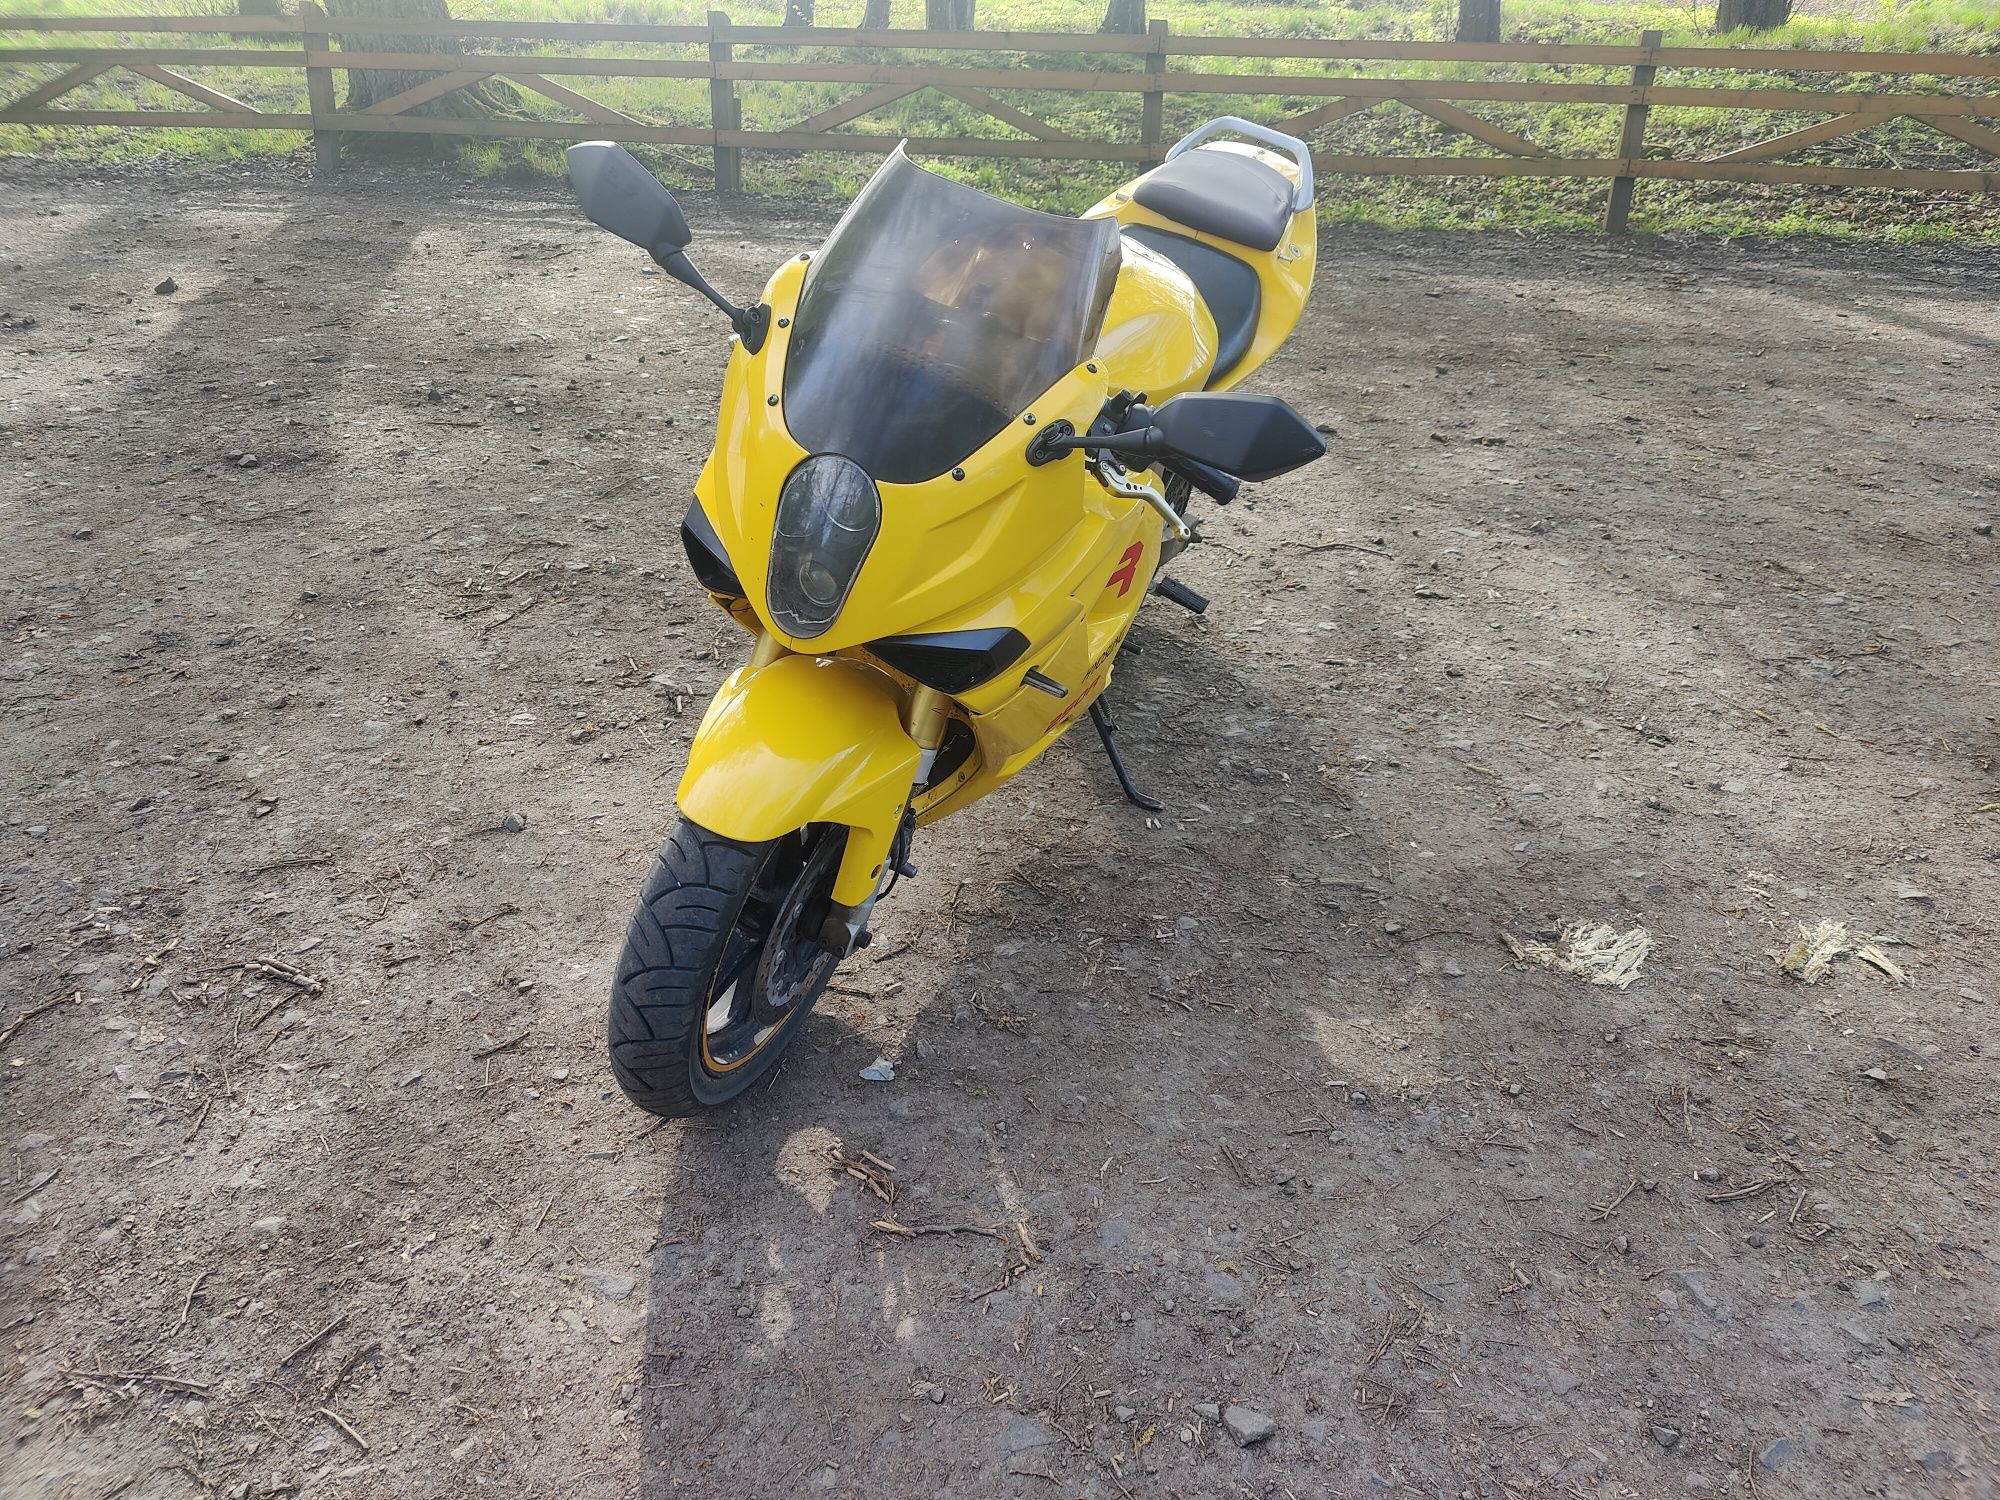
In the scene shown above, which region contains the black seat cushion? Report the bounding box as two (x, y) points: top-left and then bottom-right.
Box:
(1123, 226), (1260, 388)
(1131, 150), (1295, 252)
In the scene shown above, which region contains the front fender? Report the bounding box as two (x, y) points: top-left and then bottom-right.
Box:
(677, 655), (918, 906)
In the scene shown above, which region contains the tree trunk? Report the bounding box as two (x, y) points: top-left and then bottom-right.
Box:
(1456, 0), (1500, 43)
(1099, 0), (1145, 34)
(324, 0), (521, 116)
(924, 0), (974, 31)
(861, 0), (892, 25)
(782, 0), (814, 24)
(1716, 0), (1791, 30)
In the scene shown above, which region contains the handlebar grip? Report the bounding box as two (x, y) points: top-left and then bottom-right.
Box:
(1170, 458), (1240, 505)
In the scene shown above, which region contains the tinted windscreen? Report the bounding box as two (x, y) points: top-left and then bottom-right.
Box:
(782, 148), (1121, 485)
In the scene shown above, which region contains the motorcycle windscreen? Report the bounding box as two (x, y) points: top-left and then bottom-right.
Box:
(782, 147), (1121, 485)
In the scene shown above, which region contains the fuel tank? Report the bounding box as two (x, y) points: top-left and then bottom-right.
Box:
(1091, 231), (1219, 402)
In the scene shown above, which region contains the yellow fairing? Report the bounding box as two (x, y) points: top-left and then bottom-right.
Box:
(695, 254), (1114, 661)
(1093, 234), (1219, 398)
(679, 145), (1316, 857)
(680, 257), (1141, 876)
(677, 655), (918, 906)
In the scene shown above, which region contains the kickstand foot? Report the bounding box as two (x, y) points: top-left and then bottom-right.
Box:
(1088, 700), (1165, 813)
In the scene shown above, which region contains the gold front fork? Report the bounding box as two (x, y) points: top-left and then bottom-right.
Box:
(906, 684), (949, 754)
(749, 631), (788, 670)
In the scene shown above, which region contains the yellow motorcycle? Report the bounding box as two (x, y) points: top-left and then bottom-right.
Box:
(566, 119), (1326, 1114)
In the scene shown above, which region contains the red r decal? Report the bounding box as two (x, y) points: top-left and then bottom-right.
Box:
(1107, 542), (1144, 598)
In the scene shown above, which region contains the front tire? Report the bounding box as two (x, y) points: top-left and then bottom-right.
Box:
(608, 817), (844, 1116)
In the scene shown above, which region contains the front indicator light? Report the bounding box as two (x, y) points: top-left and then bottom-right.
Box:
(680, 496), (743, 597)
(767, 454), (880, 638)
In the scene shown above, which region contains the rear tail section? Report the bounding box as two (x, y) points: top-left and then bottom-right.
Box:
(1088, 118), (1318, 394)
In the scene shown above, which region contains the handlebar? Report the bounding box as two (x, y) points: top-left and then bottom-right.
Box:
(1166, 456), (1240, 505)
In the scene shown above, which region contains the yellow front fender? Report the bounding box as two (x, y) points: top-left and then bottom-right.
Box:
(677, 655), (918, 907)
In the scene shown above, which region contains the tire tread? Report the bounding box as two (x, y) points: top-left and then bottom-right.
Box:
(606, 817), (791, 1116)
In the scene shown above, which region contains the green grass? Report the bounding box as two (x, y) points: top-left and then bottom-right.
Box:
(3, 0), (1997, 239)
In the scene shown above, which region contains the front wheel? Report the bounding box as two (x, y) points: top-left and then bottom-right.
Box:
(608, 817), (845, 1116)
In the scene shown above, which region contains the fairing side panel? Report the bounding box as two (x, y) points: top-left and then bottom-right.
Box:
(909, 495), (1160, 823)
(1093, 236), (1219, 403)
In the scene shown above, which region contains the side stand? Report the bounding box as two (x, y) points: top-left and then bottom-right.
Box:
(1087, 700), (1165, 813)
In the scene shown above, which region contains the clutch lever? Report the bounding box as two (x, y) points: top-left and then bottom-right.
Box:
(1029, 423), (1241, 507)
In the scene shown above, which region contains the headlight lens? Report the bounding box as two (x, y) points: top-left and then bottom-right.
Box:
(767, 455), (880, 638)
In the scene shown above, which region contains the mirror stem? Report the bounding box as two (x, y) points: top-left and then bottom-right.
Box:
(652, 248), (769, 353)
(1035, 428), (1158, 461)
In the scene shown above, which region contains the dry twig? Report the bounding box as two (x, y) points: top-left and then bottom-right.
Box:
(317, 1406), (370, 1452)
(0, 991), (79, 1050)
(278, 1314), (347, 1369)
(871, 1218), (1001, 1240)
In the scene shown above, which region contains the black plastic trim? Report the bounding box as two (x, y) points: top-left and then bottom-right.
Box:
(680, 497), (743, 597)
(869, 627), (1029, 694)
(919, 717), (977, 792)
(1026, 418), (1077, 466)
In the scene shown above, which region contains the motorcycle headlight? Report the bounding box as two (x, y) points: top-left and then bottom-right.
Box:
(767, 454), (880, 639)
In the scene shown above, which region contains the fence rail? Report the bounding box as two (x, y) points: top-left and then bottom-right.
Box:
(3, 11), (1995, 232)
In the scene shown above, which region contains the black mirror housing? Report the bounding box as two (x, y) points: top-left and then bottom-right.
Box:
(565, 141), (767, 351)
(565, 141), (692, 258)
(1148, 392), (1326, 482)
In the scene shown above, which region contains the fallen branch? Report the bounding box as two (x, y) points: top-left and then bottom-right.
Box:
(826, 1146), (895, 1205)
(473, 1031), (530, 1061)
(278, 1313), (347, 1369)
(234, 958), (324, 995)
(1705, 1179), (1777, 1203)
(1283, 539), (1389, 556)
(175, 1272), (208, 1335)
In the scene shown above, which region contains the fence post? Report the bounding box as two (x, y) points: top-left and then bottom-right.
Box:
(709, 10), (742, 194)
(1604, 28), (1660, 235)
(299, 0), (337, 174)
(1142, 17), (1169, 160)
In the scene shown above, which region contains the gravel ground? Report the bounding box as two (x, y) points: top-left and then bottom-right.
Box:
(2, 162), (1997, 1500)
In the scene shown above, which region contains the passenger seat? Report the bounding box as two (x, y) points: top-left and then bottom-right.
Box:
(1130, 148), (1297, 253)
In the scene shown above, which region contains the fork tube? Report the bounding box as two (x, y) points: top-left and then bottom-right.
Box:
(749, 631), (788, 669)
(907, 685), (949, 786)
(907, 685), (948, 751)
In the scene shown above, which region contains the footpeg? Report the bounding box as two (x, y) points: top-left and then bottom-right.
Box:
(1151, 575), (1209, 615)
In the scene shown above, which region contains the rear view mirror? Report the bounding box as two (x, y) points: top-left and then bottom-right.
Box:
(565, 142), (692, 258)
(1148, 393), (1326, 482)
(564, 141), (768, 352)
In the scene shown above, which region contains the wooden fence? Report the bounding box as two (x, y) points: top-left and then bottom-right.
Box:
(3, 11), (1996, 232)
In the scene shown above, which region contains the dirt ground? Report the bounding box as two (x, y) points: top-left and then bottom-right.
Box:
(2, 160), (1997, 1500)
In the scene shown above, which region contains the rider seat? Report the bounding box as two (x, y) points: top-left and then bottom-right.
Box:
(1131, 149), (1296, 253)
(1122, 225), (1261, 388)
